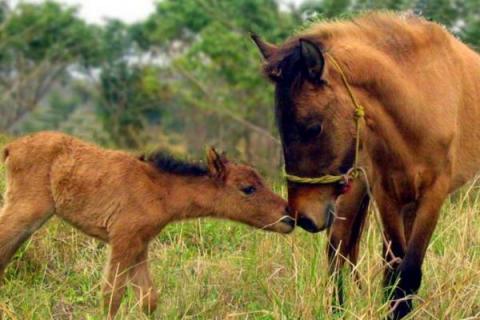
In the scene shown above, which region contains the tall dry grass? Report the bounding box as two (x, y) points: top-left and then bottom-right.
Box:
(0, 138), (478, 319)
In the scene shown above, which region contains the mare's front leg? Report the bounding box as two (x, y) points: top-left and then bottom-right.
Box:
(327, 179), (369, 309)
(389, 176), (449, 319)
(103, 234), (147, 319)
(373, 189), (407, 312)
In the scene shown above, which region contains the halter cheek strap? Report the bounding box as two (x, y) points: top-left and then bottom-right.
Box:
(283, 53), (365, 188)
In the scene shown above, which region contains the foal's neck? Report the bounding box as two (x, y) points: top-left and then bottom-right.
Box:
(159, 173), (222, 222)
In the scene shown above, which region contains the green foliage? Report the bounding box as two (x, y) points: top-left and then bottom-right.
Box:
(139, 0), (211, 46)
(2, 0), (480, 166)
(0, 1), (100, 65)
(98, 19), (135, 63)
(0, 1), (101, 132)
(457, 0), (480, 49)
(97, 63), (171, 148)
(21, 88), (79, 131)
(414, 0), (460, 28)
(128, 0), (300, 170)
(301, 0), (351, 18)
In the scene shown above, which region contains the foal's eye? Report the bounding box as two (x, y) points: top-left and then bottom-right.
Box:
(241, 186), (256, 195)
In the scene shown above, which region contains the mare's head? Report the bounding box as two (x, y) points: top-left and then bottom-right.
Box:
(206, 147), (295, 233)
(252, 33), (361, 233)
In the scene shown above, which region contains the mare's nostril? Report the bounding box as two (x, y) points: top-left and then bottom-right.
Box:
(284, 206), (293, 216)
(297, 214), (322, 233)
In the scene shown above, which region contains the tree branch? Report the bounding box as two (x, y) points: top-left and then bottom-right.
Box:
(171, 61), (280, 145)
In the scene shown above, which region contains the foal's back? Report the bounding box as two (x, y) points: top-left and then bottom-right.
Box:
(3, 131), (153, 241)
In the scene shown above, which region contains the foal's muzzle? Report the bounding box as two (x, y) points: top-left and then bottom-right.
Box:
(280, 215), (296, 228)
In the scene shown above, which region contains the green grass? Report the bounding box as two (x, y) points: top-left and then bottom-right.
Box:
(0, 140), (479, 319)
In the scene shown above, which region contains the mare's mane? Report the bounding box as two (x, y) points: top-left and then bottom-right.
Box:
(263, 11), (450, 82)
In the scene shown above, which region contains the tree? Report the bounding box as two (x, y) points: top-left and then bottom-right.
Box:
(94, 20), (173, 148)
(0, 1), (100, 131)
(457, 0), (480, 49)
(128, 0), (302, 172)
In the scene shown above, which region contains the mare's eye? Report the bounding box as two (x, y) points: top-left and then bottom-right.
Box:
(241, 186), (256, 195)
(301, 123), (323, 139)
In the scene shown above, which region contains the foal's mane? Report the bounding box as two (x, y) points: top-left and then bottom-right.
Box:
(140, 151), (208, 176)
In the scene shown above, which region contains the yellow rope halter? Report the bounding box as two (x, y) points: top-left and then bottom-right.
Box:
(283, 52), (364, 185)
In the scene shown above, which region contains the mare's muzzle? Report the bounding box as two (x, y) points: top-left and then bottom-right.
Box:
(296, 201), (335, 233)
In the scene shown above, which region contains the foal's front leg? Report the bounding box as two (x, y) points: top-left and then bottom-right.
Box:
(129, 249), (157, 314)
(103, 236), (147, 319)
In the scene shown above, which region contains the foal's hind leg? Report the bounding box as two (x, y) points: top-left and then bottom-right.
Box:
(0, 150), (55, 279)
(129, 249), (157, 314)
(0, 197), (53, 279)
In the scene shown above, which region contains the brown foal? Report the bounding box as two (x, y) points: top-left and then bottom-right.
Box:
(0, 131), (294, 318)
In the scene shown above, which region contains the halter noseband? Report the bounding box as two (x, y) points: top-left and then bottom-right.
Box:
(283, 52), (365, 188)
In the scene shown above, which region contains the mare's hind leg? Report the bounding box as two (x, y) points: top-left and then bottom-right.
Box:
(129, 249), (157, 314)
(0, 197), (53, 279)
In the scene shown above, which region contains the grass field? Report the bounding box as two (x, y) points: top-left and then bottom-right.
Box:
(0, 139), (479, 319)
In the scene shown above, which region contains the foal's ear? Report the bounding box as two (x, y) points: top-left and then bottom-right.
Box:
(206, 147), (228, 180)
(299, 38), (325, 82)
(251, 33), (278, 60)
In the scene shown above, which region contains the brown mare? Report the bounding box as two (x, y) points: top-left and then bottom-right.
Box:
(252, 11), (480, 319)
(0, 131), (295, 318)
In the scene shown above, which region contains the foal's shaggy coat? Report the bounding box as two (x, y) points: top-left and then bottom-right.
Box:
(0, 131), (294, 318)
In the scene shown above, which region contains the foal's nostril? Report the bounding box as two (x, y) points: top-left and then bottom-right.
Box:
(281, 215), (296, 227)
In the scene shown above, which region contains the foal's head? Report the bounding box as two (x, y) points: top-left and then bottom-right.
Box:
(206, 148), (295, 234)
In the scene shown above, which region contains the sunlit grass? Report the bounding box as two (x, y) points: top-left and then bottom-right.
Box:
(0, 145), (479, 319)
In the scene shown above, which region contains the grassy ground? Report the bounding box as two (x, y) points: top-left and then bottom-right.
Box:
(0, 139), (479, 319)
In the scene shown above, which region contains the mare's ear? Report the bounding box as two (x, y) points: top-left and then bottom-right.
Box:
(299, 38), (325, 82)
(250, 33), (278, 60)
(206, 147), (228, 180)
